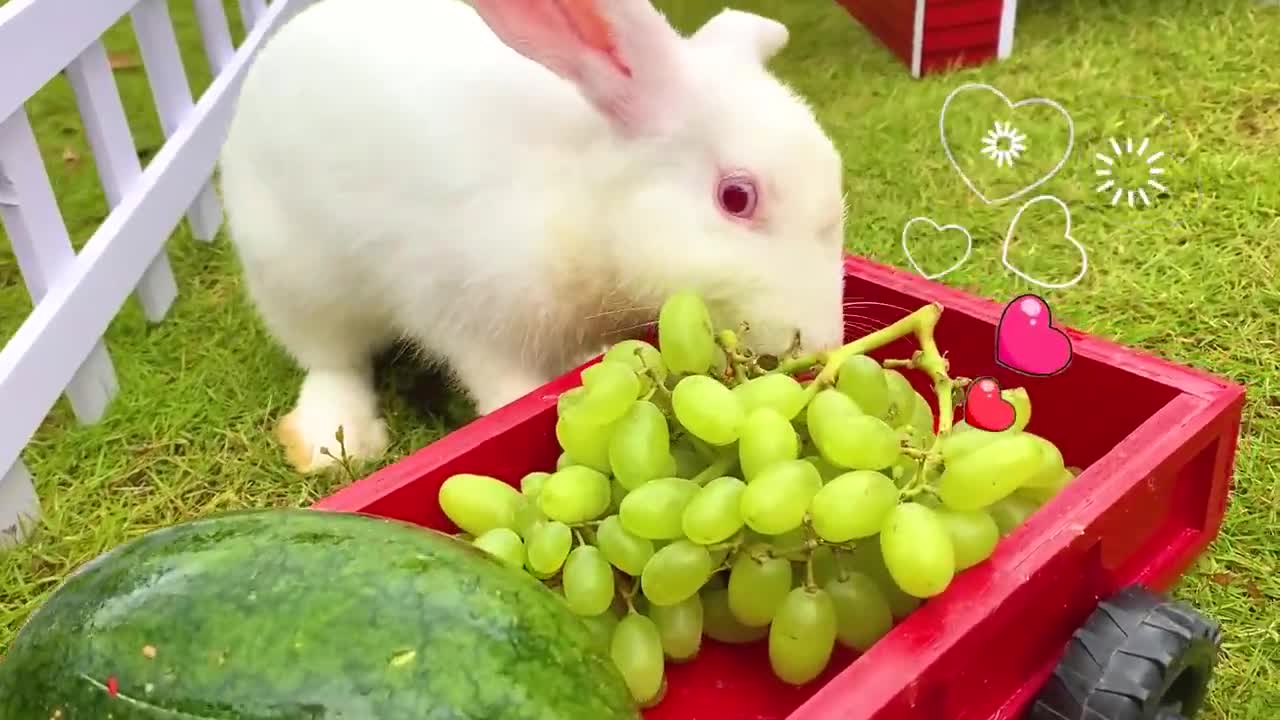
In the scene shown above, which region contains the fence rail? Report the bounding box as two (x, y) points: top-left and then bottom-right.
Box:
(0, 0), (300, 545)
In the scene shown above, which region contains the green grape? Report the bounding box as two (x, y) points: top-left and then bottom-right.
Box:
(672, 375), (745, 446)
(539, 465), (612, 523)
(701, 587), (770, 643)
(641, 540), (714, 606)
(835, 354), (891, 418)
(556, 386), (586, 420)
(739, 459), (822, 535)
(738, 408), (800, 481)
(844, 537), (922, 619)
(880, 503), (955, 598)
(525, 520), (573, 576)
(596, 515), (654, 576)
(733, 373), (809, 419)
(1003, 386), (1031, 432)
(681, 476), (746, 545)
(610, 612), (666, 707)
(769, 586), (837, 686)
(906, 391), (936, 444)
(581, 608), (620, 652)
(608, 479), (629, 514)
(826, 571), (894, 652)
(472, 527), (525, 571)
(810, 545), (843, 587)
(556, 451), (577, 471)
(987, 494), (1040, 535)
(882, 369), (916, 423)
(603, 339), (667, 393)
(670, 438), (706, 478)
(608, 401), (672, 490)
(807, 389), (902, 470)
(1022, 433), (1067, 488)
(555, 415), (614, 473)
(513, 496), (544, 539)
(809, 470), (899, 542)
(936, 509), (1000, 570)
(566, 361), (642, 426)
(562, 546), (616, 616)
(938, 427), (1006, 464)
(803, 454), (845, 483)
(888, 455), (919, 487)
(649, 595), (704, 662)
(767, 528), (810, 561)
(619, 477), (700, 540)
(727, 550), (794, 626)
(658, 290), (717, 375)
(937, 432), (1044, 511)
(520, 471), (551, 498)
(438, 473), (522, 536)
(1018, 467), (1074, 505)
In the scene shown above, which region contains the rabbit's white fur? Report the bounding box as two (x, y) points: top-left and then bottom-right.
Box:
(219, 0), (848, 473)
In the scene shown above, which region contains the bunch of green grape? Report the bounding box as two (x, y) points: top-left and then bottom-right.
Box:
(436, 290), (1079, 707)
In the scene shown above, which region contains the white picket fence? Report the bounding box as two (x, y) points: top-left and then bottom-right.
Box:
(0, 0), (308, 546)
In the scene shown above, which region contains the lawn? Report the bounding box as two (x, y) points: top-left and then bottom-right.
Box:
(1, 0), (1277, 716)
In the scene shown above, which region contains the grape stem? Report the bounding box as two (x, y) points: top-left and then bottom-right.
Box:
(771, 303), (944, 383)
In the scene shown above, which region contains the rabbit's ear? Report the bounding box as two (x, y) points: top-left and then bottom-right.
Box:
(469, 0), (686, 136)
(689, 9), (789, 64)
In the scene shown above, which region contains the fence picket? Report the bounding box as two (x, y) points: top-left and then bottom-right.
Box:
(129, 0), (223, 242)
(240, 0), (269, 31)
(0, 459), (40, 547)
(65, 39), (178, 323)
(193, 0), (235, 75)
(0, 108), (119, 425)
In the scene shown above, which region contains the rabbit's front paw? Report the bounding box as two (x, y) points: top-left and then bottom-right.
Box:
(275, 370), (389, 474)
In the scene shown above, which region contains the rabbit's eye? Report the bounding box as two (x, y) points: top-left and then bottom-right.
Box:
(717, 174), (758, 218)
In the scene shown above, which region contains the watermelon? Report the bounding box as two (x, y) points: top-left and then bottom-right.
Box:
(0, 508), (640, 719)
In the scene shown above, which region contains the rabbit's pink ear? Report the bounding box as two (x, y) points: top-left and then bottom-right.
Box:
(690, 9), (789, 64)
(468, 0), (686, 136)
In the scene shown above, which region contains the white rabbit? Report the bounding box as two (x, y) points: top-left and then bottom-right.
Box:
(218, 0), (849, 474)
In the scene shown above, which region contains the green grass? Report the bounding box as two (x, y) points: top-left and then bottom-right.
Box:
(1, 0), (1277, 715)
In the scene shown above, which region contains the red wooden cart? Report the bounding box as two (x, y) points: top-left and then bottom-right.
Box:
(315, 254), (1243, 720)
(838, 0), (1020, 78)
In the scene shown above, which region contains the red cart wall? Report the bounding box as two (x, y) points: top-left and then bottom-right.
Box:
(837, 0), (1016, 77)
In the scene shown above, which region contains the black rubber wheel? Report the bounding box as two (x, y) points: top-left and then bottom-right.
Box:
(1029, 584), (1222, 720)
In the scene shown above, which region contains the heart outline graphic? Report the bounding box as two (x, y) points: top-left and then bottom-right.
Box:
(939, 83), (1076, 206)
(1002, 195), (1088, 290)
(900, 216), (973, 280)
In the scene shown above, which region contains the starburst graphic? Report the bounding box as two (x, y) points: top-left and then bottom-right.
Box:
(979, 121), (1028, 168)
(1094, 136), (1168, 207)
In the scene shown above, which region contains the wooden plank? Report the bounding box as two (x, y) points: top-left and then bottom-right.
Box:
(65, 39), (178, 322)
(0, 0), (301, 484)
(0, 0), (139, 123)
(130, 0), (223, 241)
(0, 458), (40, 548)
(0, 108), (119, 425)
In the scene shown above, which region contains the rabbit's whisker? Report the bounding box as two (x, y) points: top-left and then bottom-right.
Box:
(583, 305), (660, 322)
(603, 319), (658, 339)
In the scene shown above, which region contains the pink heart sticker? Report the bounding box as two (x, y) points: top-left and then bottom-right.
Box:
(995, 294), (1073, 377)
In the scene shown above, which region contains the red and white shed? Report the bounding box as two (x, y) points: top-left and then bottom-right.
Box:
(837, 0), (1019, 77)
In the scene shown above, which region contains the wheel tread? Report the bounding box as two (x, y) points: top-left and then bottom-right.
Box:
(1029, 585), (1222, 720)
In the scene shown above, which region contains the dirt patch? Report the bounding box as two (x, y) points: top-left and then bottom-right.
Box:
(1236, 93), (1280, 140)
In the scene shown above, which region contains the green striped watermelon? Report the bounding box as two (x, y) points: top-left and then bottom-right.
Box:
(0, 508), (640, 719)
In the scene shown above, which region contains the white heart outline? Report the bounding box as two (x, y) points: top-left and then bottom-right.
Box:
(1001, 195), (1088, 290)
(939, 83), (1076, 205)
(900, 217), (973, 280)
